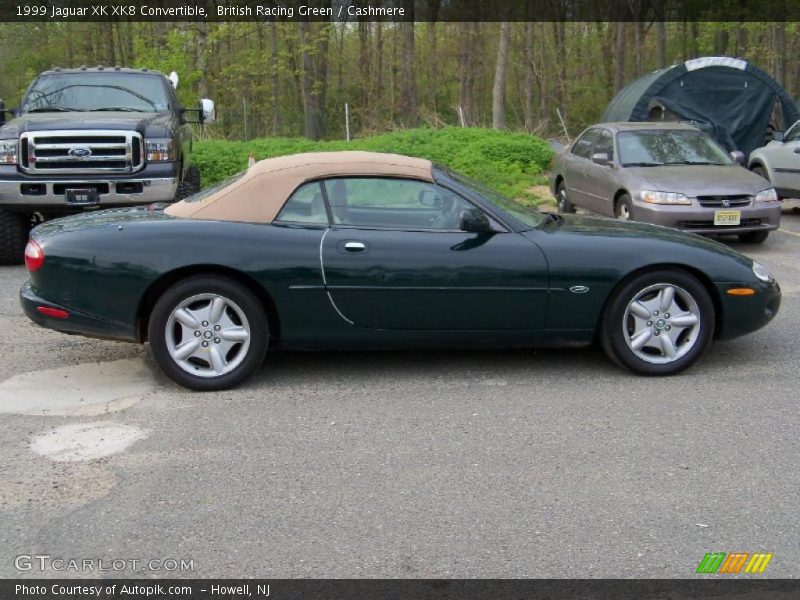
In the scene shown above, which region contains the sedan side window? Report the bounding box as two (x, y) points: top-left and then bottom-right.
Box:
(275, 181), (328, 225)
(593, 130), (614, 161)
(324, 177), (474, 230)
(571, 129), (600, 159)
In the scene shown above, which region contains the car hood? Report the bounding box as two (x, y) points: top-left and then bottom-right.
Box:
(534, 213), (751, 264)
(0, 111), (174, 138)
(626, 165), (770, 196)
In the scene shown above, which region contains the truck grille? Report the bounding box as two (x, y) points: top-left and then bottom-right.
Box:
(19, 130), (143, 175)
(696, 195), (752, 208)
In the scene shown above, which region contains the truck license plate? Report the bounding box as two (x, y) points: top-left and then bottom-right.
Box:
(65, 188), (99, 205)
(714, 210), (741, 226)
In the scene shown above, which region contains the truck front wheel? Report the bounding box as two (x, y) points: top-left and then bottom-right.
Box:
(0, 209), (29, 265)
(174, 165), (201, 201)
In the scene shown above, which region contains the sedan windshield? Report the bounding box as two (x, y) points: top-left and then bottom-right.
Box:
(22, 73), (171, 113)
(617, 130), (732, 167)
(440, 167), (544, 228)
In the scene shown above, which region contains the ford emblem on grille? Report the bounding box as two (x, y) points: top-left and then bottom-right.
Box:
(68, 147), (92, 158)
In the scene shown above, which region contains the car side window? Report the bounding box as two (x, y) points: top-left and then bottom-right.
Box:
(323, 177), (474, 230)
(571, 129), (600, 159)
(593, 130), (614, 161)
(784, 121), (800, 143)
(275, 181), (328, 225)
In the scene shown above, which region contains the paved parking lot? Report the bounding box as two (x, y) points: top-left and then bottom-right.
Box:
(1, 211), (798, 578)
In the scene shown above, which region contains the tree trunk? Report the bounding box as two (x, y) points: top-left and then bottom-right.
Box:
(398, 2), (417, 127)
(492, 22), (511, 130)
(458, 23), (474, 125)
(269, 22), (280, 135)
(773, 24), (786, 86)
(523, 21), (535, 131)
(614, 22), (626, 94)
(656, 21), (667, 68)
(299, 20), (321, 140)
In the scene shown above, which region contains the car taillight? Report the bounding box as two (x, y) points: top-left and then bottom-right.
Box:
(24, 240), (44, 272)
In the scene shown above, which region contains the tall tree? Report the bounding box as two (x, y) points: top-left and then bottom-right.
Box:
(492, 22), (511, 129)
(398, 1), (417, 126)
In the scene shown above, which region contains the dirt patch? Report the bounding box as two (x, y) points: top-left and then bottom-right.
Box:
(30, 422), (150, 462)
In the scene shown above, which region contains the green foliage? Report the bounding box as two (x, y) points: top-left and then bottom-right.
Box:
(194, 128), (553, 202)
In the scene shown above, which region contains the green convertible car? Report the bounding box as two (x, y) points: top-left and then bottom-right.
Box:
(21, 152), (780, 390)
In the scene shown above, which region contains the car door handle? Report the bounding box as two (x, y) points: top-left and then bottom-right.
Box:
(343, 241), (366, 253)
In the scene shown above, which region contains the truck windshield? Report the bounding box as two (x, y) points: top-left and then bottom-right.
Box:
(617, 130), (732, 167)
(21, 73), (171, 113)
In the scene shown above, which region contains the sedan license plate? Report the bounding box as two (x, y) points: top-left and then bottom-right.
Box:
(65, 188), (99, 205)
(714, 210), (741, 226)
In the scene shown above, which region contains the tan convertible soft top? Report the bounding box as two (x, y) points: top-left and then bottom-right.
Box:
(165, 151), (434, 223)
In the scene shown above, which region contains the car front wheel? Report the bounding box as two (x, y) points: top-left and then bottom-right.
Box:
(615, 194), (633, 221)
(148, 275), (268, 390)
(556, 181), (576, 214)
(600, 270), (714, 375)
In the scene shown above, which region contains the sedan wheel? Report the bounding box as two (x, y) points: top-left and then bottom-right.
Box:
(600, 270), (714, 375)
(556, 182), (576, 214)
(149, 276), (268, 390)
(615, 194), (633, 221)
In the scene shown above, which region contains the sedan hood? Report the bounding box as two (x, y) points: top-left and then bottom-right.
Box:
(627, 165), (770, 196)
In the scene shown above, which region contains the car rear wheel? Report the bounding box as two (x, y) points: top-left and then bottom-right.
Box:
(0, 209), (30, 265)
(600, 270), (714, 375)
(615, 194), (633, 221)
(556, 182), (576, 214)
(738, 230), (769, 244)
(148, 275), (268, 390)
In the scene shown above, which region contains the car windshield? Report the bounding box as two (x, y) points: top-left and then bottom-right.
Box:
(21, 73), (171, 113)
(617, 130), (732, 167)
(440, 167), (544, 228)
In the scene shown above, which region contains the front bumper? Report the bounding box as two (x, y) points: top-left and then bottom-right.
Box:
(715, 279), (781, 340)
(20, 280), (137, 342)
(631, 199), (781, 235)
(0, 176), (177, 209)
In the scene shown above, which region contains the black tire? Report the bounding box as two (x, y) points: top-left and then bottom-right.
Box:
(738, 230), (769, 244)
(555, 181), (576, 214)
(600, 269), (715, 376)
(148, 275), (268, 391)
(615, 193), (634, 221)
(751, 164), (770, 183)
(174, 165), (201, 201)
(0, 209), (30, 265)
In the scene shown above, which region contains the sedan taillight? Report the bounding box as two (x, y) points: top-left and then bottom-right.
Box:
(24, 240), (44, 272)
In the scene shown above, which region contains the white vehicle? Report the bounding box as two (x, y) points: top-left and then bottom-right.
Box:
(749, 121), (800, 199)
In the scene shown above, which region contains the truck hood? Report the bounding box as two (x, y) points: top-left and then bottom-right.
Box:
(626, 165), (770, 196)
(0, 111), (174, 138)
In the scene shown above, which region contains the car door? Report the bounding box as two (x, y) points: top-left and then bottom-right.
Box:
(319, 177), (549, 331)
(764, 120), (800, 193)
(563, 128), (600, 210)
(579, 128), (618, 216)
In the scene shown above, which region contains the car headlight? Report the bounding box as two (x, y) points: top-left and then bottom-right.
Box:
(754, 188), (778, 203)
(0, 139), (18, 164)
(145, 138), (175, 162)
(752, 261), (774, 283)
(640, 190), (691, 205)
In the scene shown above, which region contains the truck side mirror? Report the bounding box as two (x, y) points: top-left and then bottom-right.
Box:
(729, 150), (744, 165)
(772, 131), (784, 142)
(201, 99), (216, 124)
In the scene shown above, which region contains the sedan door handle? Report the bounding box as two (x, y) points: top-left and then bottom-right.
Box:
(343, 241), (366, 253)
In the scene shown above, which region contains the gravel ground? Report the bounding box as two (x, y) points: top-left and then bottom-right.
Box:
(0, 211), (798, 579)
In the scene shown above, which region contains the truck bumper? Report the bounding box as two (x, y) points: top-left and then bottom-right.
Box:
(0, 176), (177, 210)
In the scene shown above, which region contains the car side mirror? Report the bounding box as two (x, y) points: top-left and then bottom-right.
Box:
(772, 131), (784, 142)
(418, 189), (442, 209)
(591, 152), (610, 167)
(730, 150), (744, 165)
(459, 208), (493, 233)
(200, 98), (216, 124)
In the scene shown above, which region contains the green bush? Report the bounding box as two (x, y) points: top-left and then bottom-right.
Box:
(193, 128), (553, 203)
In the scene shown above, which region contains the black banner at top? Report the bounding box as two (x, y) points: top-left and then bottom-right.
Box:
(2, 0), (800, 23)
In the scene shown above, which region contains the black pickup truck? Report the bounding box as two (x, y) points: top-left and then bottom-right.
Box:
(0, 67), (214, 263)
